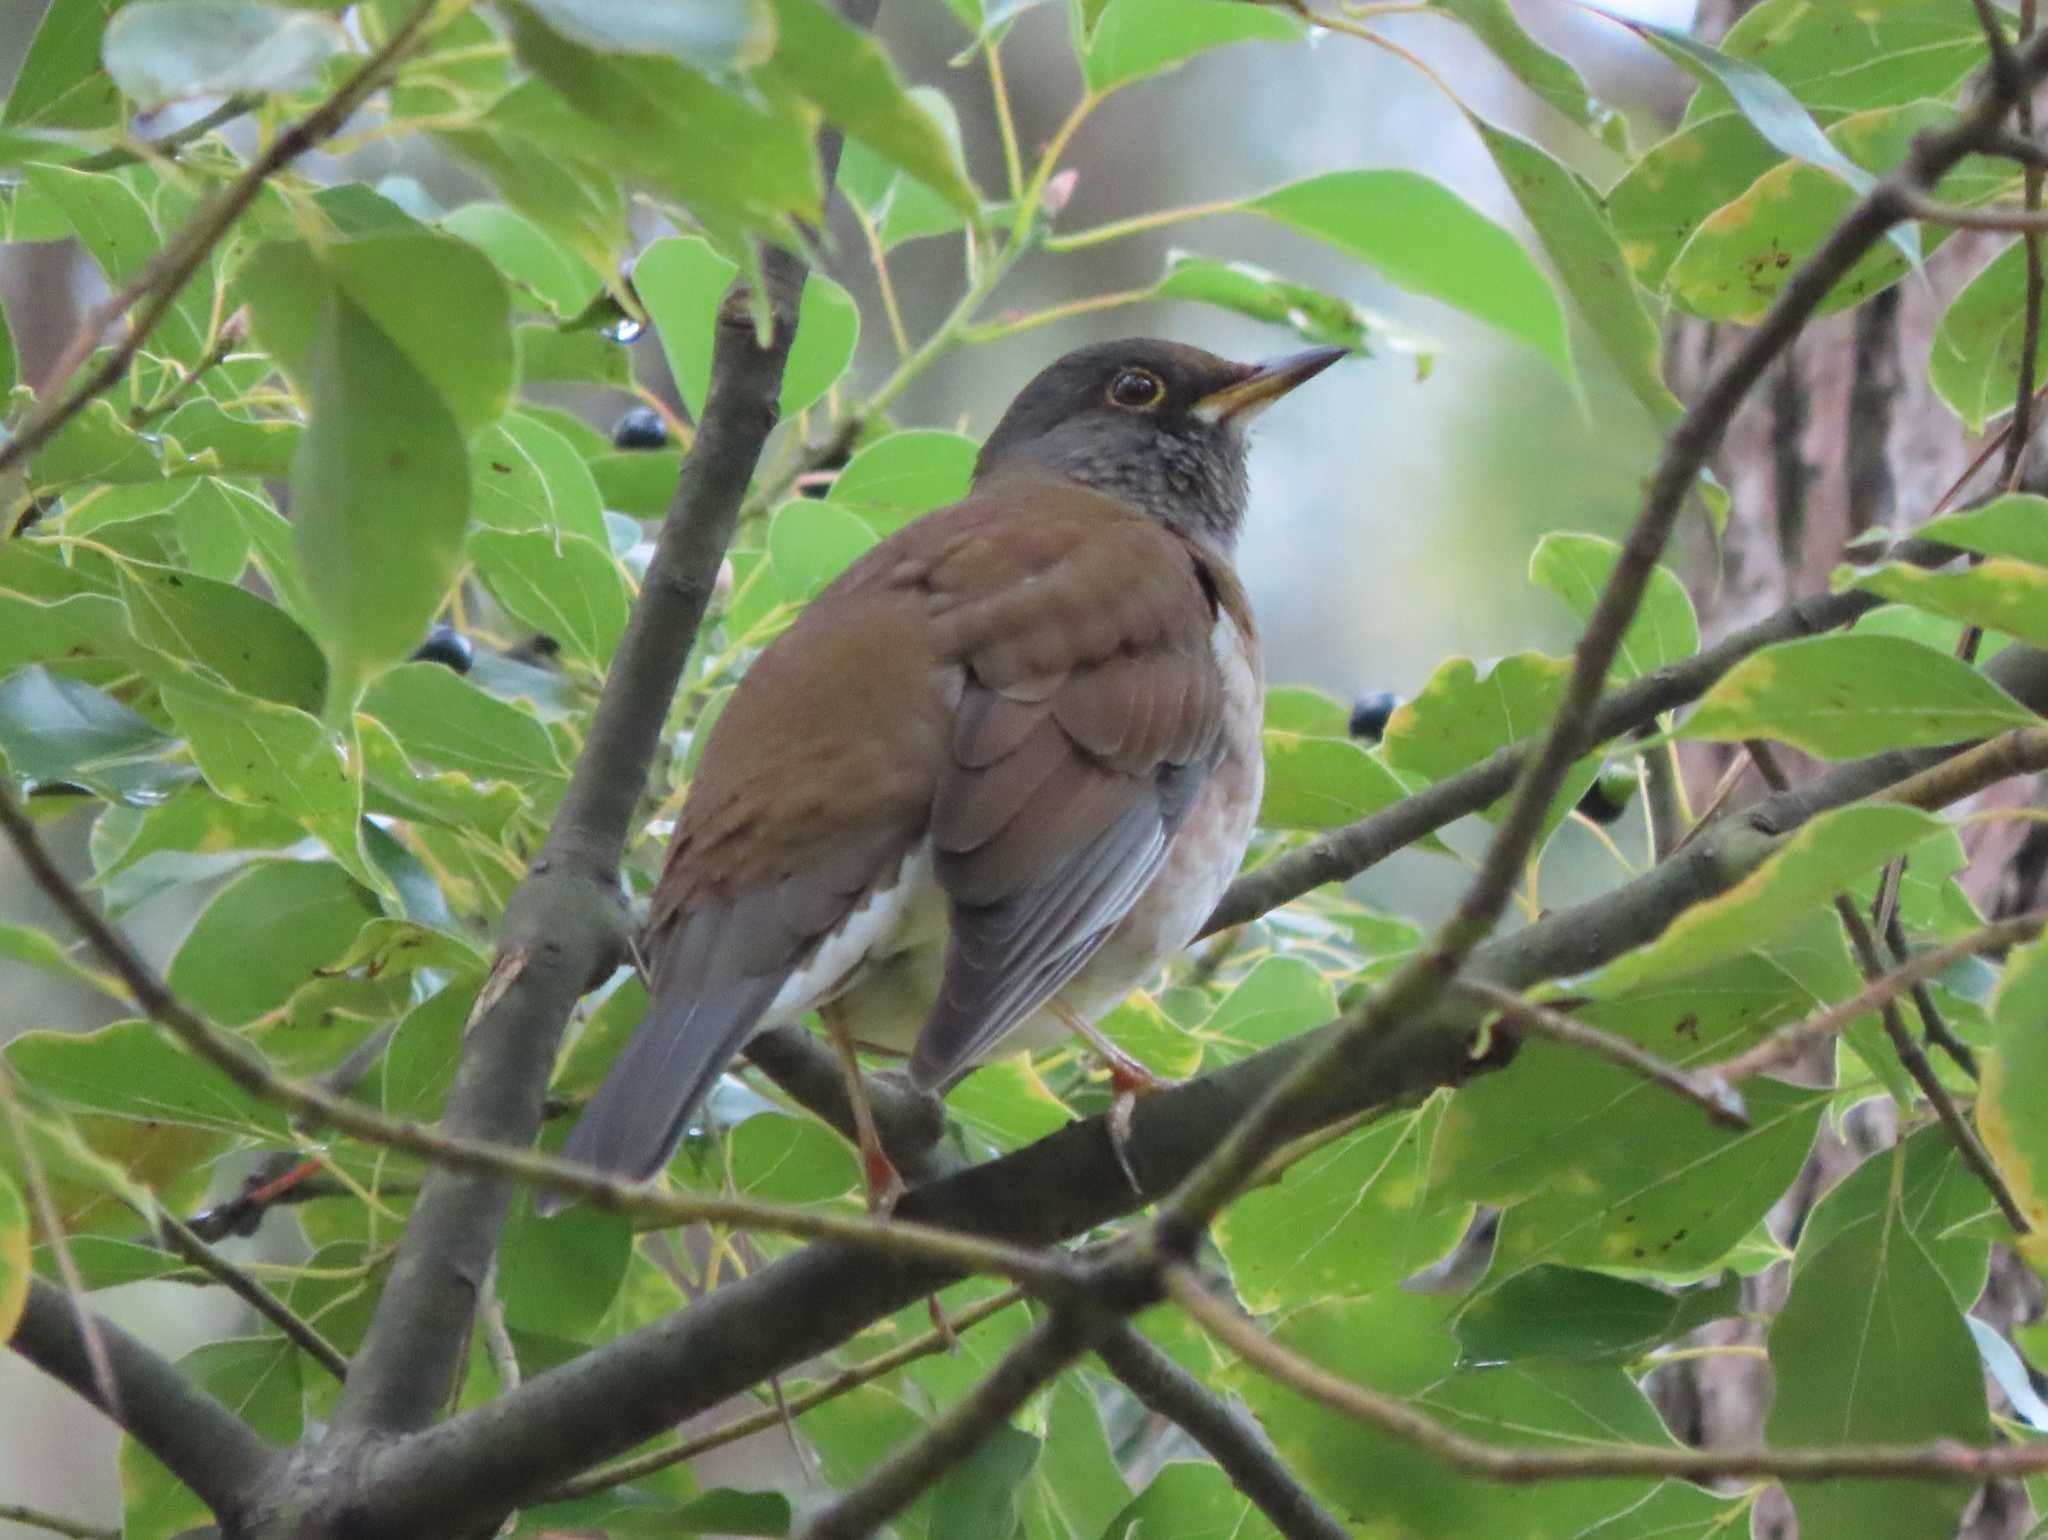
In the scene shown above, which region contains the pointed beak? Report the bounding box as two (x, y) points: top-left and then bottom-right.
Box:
(1192, 344), (1348, 427)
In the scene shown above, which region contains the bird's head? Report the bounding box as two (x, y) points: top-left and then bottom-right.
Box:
(973, 337), (1346, 552)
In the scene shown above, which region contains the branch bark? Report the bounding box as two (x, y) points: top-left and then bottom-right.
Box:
(10, 1279), (278, 1526)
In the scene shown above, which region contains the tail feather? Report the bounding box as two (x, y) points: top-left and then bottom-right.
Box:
(539, 977), (779, 1214)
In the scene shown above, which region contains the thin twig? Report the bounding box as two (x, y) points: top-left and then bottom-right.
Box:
(1885, 909), (1980, 1077)
(479, 1262), (521, 1393)
(1454, 980), (1749, 1128)
(1641, 734), (1686, 861)
(0, 783), (1076, 1294)
(0, 1069), (119, 1420)
(1713, 912), (2048, 1081)
(1167, 1264), (2048, 1482)
(153, 1210), (352, 1383)
(0, 1), (443, 480)
(127, 316), (244, 428)
(799, 1311), (1089, 1540)
(1096, 1323), (1350, 1540)
(0, 1503), (118, 1540)
(546, 1288), (1027, 1502)
(1879, 726), (2048, 810)
(74, 93), (260, 173)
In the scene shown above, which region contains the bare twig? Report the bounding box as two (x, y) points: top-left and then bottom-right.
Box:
(0, 1504), (118, 1540)
(154, 1210), (352, 1383)
(0, 2), (442, 480)
(74, 93), (260, 173)
(1454, 980), (1748, 1128)
(1879, 726), (2048, 811)
(1886, 909), (1980, 1077)
(1167, 1264), (2048, 1483)
(546, 1288), (1027, 1503)
(1714, 912), (2048, 1081)
(1096, 1323), (1350, 1540)
(799, 1311), (1089, 1540)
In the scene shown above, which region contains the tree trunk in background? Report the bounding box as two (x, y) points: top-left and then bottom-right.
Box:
(1656, 12), (2045, 1534)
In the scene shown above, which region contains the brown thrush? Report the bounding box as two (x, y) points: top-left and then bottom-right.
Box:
(552, 338), (1344, 1209)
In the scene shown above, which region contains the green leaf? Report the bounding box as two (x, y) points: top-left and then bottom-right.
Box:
(0, 664), (190, 803)
(763, 0), (979, 216)
(25, 164), (209, 362)
(1443, 948), (1836, 1273)
(928, 1424), (1039, 1540)
(1430, 0), (1615, 142)
(829, 429), (977, 530)
(242, 230), (516, 433)
(360, 662), (569, 793)
(1457, 1266), (1740, 1363)
(1529, 533), (1698, 678)
(1217, 1098), (1470, 1310)
(0, 918), (124, 998)
(1799, 1124), (1998, 1309)
(1103, 1462), (1282, 1540)
(1982, 937), (2048, 1254)
(7, 1019), (289, 1137)
(1258, 732), (1408, 831)
(1470, 119), (1679, 424)
(1150, 251), (1437, 366)
(4, 0), (128, 129)
(1194, 955), (1335, 1063)
(1931, 238), (2048, 434)
(1264, 685), (1351, 737)
(268, 281), (470, 703)
(1844, 556), (2048, 653)
(1576, 803), (1946, 998)
(0, 1166), (26, 1343)
(517, 0), (775, 71)
(160, 678), (386, 895)
(1608, 112), (1792, 293)
(435, 111), (630, 279)
(442, 201), (603, 319)
(167, 859), (379, 1025)
(1767, 1187), (1990, 1539)
(470, 412), (611, 544)
(636, 233), (738, 419)
(117, 559), (327, 713)
(1702, 0), (1992, 118)
(499, 1189), (633, 1340)
(589, 449), (684, 517)
(472, 529), (631, 668)
(27, 396), (164, 489)
(1017, 1371), (1130, 1539)
(779, 272), (861, 417)
(1382, 651), (1599, 844)
(102, 2), (348, 108)
(714, 1113), (859, 1204)
(1247, 171), (1573, 386)
(1918, 493), (2048, 567)
(1237, 1291), (1694, 1538)
(1077, 0), (1302, 94)
(503, 7), (820, 236)
(768, 498), (878, 602)
(1679, 634), (2037, 757)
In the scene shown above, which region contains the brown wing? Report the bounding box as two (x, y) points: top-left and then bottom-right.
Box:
(554, 574), (944, 1190)
(905, 474), (1236, 1089)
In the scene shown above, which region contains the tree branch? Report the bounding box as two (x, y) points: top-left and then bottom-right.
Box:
(332, 0), (884, 1436)
(1095, 1322), (1350, 1540)
(0, 1), (441, 481)
(0, 1504), (117, 1540)
(154, 1211), (352, 1383)
(9, 1278), (277, 1524)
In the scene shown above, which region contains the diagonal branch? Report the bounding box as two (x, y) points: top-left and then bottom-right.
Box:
(10, 1278), (278, 1524)
(1095, 1322), (1350, 1540)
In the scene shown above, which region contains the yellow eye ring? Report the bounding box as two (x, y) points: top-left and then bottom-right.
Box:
(1106, 368), (1166, 410)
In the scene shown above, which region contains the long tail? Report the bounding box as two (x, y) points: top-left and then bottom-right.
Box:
(538, 977), (779, 1215)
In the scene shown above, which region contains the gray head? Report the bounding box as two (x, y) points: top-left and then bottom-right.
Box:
(973, 338), (1345, 552)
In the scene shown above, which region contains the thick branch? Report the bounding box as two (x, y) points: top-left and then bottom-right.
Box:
(1096, 1323), (1350, 1540)
(333, 0), (882, 1435)
(10, 1278), (277, 1524)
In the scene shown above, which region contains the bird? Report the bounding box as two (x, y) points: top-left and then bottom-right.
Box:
(549, 337), (1345, 1212)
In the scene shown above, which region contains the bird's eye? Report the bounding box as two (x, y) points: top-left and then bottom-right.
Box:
(1107, 368), (1165, 410)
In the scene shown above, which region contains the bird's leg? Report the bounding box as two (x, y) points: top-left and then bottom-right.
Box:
(1049, 1000), (1176, 1194)
(820, 1003), (906, 1217)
